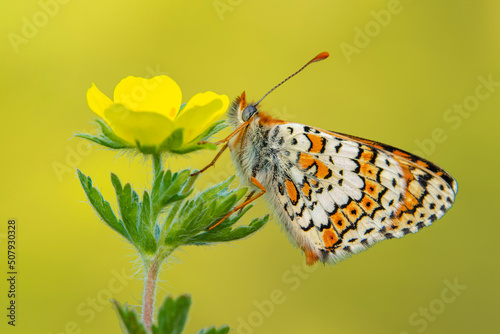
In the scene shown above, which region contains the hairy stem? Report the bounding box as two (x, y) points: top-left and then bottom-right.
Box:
(141, 153), (164, 333)
(141, 246), (174, 332)
(141, 257), (160, 333)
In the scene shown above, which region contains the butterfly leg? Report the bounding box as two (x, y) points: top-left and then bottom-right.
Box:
(190, 142), (229, 177)
(191, 122), (251, 177)
(238, 190), (256, 214)
(198, 121), (250, 146)
(207, 177), (266, 230)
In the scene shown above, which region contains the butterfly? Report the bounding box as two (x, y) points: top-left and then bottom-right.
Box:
(193, 52), (458, 265)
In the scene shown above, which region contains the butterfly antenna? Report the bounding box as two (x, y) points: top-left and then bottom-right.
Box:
(254, 52), (329, 106)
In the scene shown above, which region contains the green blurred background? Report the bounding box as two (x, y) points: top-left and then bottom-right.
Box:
(1, 1), (499, 333)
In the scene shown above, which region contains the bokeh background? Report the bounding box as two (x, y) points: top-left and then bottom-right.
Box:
(1, 1), (499, 333)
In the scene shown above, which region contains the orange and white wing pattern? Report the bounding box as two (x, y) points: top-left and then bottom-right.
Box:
(268, 123), (458, 265)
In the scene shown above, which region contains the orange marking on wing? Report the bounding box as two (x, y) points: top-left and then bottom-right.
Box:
(392, 162), (421, 219)
(315, 159), (330, 179)
(302, 182), (312, 199)
(305, 134), (325, 153)
(393, 157), (414, 183)
(298, 153), (315, 170)
(416, 160), (428, 168)
(304, 249), (319, 265)
(359, 162), (379, 180)
(408, 180), (425, 199)
(344, 201), (363, 222)
(366, 140), (384, 150)
(330, 211), (349, 233)
(393, 149), (411, 159)
(258, 112), (286, 126)
(359, 194), (377, 216)
(285, 179), (299, 205)
(322, 228), (339, 249)
(310, 179), (318, 186)
(359, 149), (374, 162)
(364, 179), (384, 199)
(403, 193), (420, 211)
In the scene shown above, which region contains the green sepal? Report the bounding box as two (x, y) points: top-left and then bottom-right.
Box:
(193, 120), (227, 144)
(96, 119), (131, 146)
(158, 120), (227, 154)
(77, 170), (131, 242)
(152, 295), (191, 334)
(197, 325), (230, 334)
(135, 141), (160, 155)
(164, 128), (184, 151)
(112, 300), (147, 334)
(75, 119), (133, 150)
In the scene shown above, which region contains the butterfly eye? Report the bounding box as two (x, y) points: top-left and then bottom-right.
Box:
(242, 105), (258, 122)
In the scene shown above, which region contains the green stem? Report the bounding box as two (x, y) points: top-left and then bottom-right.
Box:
(141, 153), (165, 333)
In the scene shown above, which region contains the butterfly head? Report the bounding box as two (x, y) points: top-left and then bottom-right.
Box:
(242, 104), (258, 121)
(228, 91), (260, 127)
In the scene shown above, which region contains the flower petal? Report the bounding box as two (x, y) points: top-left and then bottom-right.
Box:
(104, 104), (175, 147)
(175, 92), (229, 143)
(113, 76), (182, 120)
(87, 83), (113, 118)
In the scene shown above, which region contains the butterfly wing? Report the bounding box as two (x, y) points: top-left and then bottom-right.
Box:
(267, 123), (458, 265)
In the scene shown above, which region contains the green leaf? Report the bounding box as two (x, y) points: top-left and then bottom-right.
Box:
(111, 173), (123, 195)
(151, 169), (193, 218)
(115, 183), (140, 240)
(163, 175), (267, 247)
(152, 295), (191, 334)
(112, 300), (147, 334)
(200, 176), (235, 201)
(187, 215), (269, 245)
(197, 325), (230, 334)
(77, 170), (130, 242)
(141, 191), (153, 229)
(111, 173), (157, 254)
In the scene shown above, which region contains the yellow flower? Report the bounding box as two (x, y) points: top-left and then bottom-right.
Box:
(86, 76), (229, 150)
